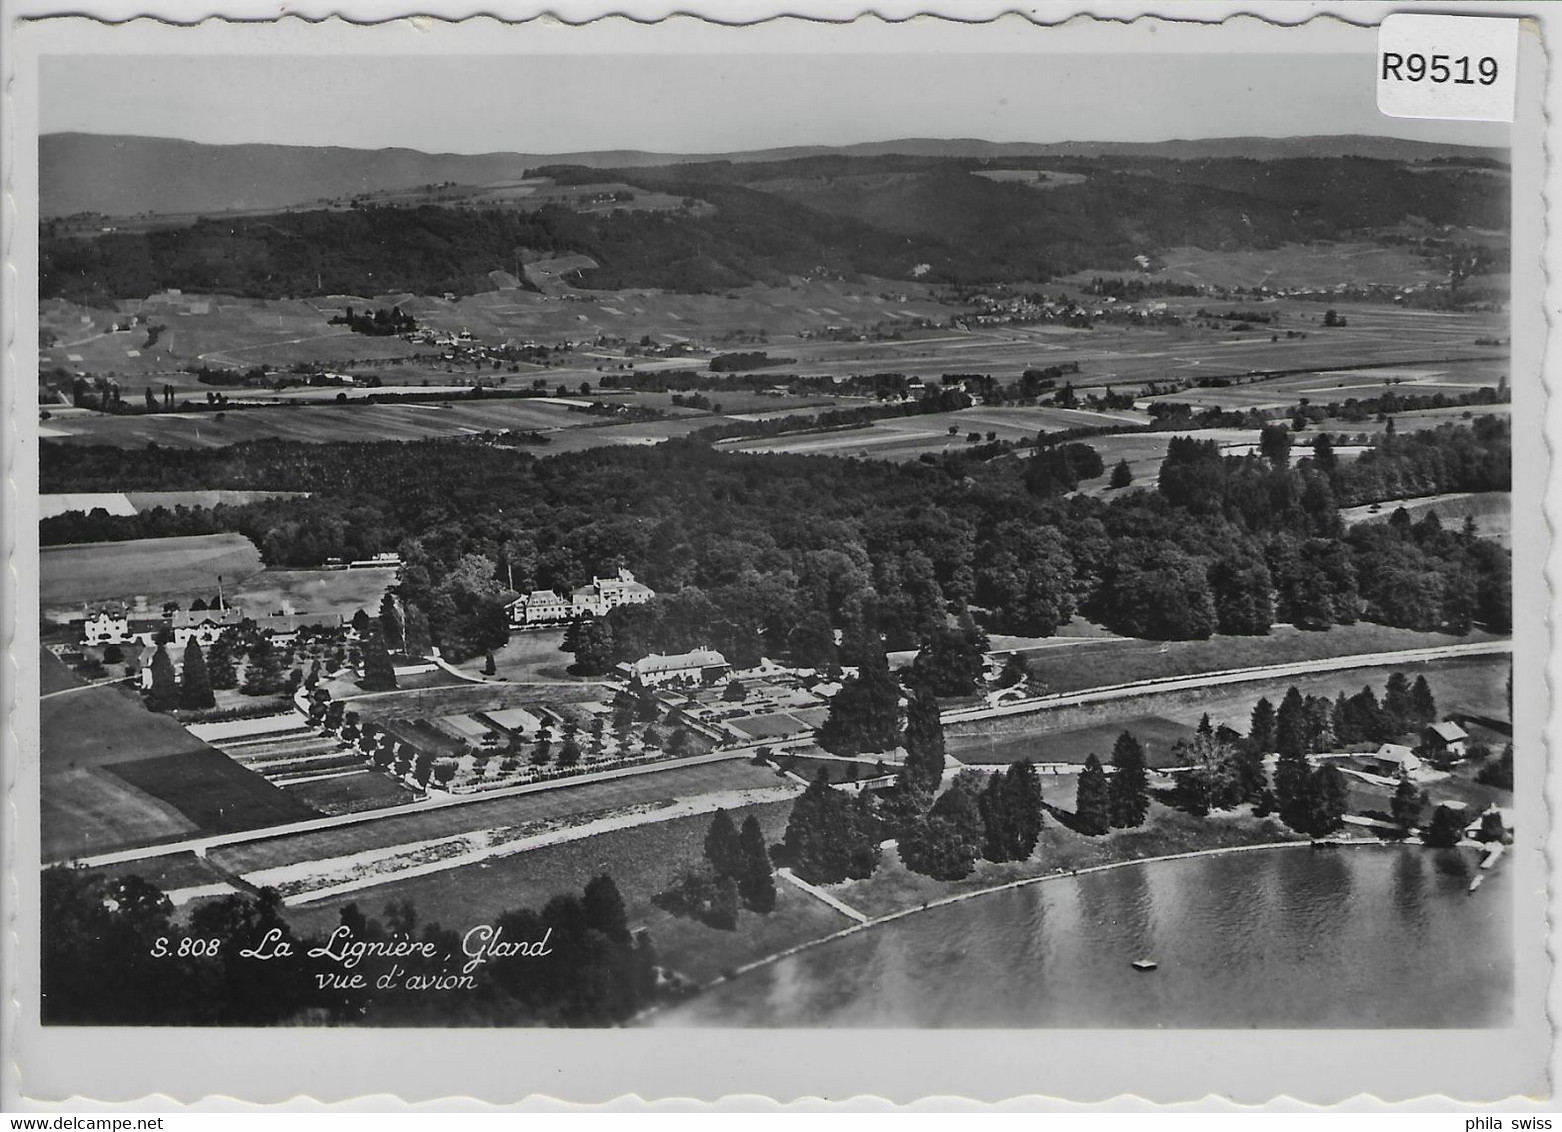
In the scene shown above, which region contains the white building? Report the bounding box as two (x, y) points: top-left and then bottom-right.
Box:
(571, 569), (656, 617)
(620, 648), (730, 687)
(508, 569), (655, 627)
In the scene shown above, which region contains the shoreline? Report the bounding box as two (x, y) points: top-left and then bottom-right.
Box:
(634, 834), (1449, 1025)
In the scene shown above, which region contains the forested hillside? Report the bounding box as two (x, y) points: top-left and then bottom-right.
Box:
(40, 152), (1508, 302)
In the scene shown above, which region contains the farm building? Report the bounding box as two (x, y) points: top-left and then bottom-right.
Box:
(1421, 720), (1470, 758)
(1365, 743), (1422, 779)
(84, 605), (340, 648)
(621, 648), (730, 687)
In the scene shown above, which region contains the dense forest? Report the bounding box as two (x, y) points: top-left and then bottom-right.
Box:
(40, 416), (1510, 662)
(40, 153), (1507, 302)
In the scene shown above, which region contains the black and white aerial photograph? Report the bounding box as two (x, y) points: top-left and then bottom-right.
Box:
(12, 11), (1543, 1071)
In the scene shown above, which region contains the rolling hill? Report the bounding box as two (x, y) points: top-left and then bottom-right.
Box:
(41, 131), (1505, 220)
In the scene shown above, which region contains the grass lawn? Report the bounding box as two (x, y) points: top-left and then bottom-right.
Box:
(951, 714), (1195, 769)
(209, 757), (783, 875)
(109, 749), (319, 839)
(451, 629), (578, 682)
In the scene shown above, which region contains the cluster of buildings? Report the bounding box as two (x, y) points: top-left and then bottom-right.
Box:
(82, 603), (341, 650)
(508, 568), (656, 627)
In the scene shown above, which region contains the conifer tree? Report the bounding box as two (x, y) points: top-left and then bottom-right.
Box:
(1106, 730), (1150, 829)
(1274, 746), (1312, 832)
(206, 632), (238, 690)
(1307, 764), (1349, 835)
(1002, 758), (1045, 858)
(1410, 675), (1438, 728)
(1383, 672), (1413, 733)
(178, 638), (216, 710)
(737, 814), (777, 913)
(979, 773), (1013, 862)
(703, 809), (744, 880)
(146, 645), (179, 712)
(1248, 697), (1276, 753)
(1074, 754), (1111, 835)
(1109, 458), (1133, 489)
(1275, 686), (1308, 757)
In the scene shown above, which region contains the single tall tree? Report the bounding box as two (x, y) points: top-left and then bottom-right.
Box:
(1274, 746), (1312, 833)
(1002, 758), (1044, 858)
(816, 642), (901, 756)
(1248, 697), (1277, 753)
(178, 638), (216, 710)
(1421, 804), (1465, 848)
(898, 686), (947, 796)
(378, 592), (406, 653)
(582, 874), (631, 944)
(360, 631), (399, 692)
(703, 809), (744, 880)
(207, 632), (238, 690)
(736, 814), (777, 913)
(1306, 764), (1349, 835)
(1390, 779), (1425, 838)
(1275, 686), (1308, 757)
(146, 645), (179, 712)
(1410, 675), (1438, 728)
(1107, 730), (1150, 829)
(1074, 755), (1111, 835)
(1383, 672), (1413, 732)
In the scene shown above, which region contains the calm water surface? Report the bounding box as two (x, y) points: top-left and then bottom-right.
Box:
(650, 846), (1512, 1028)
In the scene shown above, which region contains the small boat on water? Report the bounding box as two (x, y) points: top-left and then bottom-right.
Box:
(1131, 959), (1158, 972)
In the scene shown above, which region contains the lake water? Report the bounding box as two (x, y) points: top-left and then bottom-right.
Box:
(649, 846), (1512, 1028)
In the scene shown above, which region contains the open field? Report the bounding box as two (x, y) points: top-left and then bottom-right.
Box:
(39, 489), (307, 520)
(1114, 243), (1461, 291)
(40, 532), (263, 615)
(230, 566), (399, 619)
(206, 758), (785, 876)
(40, 658), (316, 860)
(1140, 355), (1508, 413)
(1011, 621), (1506, 696)
(951, 714), (1198, 769)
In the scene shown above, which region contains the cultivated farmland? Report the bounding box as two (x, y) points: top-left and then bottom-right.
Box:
(40, 532), (263, 615)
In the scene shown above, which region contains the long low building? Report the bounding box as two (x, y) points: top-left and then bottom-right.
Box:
(618, 648), (730, 687)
